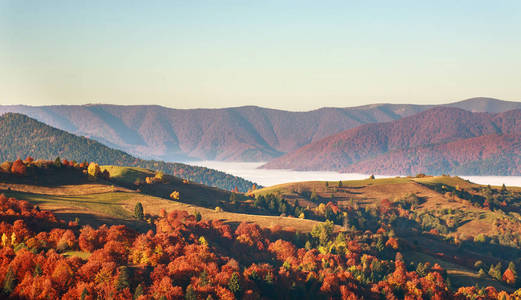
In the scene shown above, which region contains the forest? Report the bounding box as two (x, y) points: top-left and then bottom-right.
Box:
(0, 113), (258, 192)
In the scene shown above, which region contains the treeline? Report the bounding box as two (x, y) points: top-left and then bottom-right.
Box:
(0, 113), (258, 192)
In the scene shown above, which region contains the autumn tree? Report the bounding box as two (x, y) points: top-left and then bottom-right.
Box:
(11, 159), (27, 175)
(0, 161), (12, 173)
(504, 262), (517, 285)
(504, 268), (516, 285)
(87, 162), (101, 177)
(170, 190), (180, 200)
(154, 171), (164, 182)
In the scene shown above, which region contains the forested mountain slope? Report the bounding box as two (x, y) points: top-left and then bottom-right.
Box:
(262, 107), (521, 175)
(0, 113), (257, 192)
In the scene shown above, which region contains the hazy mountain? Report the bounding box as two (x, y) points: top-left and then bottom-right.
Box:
(0, 113), (257, 191)
(0, 103), (427, 161)
(1, 97), (519, 162)
(443, 97), (521, 113)
(262, 107), (521, 175)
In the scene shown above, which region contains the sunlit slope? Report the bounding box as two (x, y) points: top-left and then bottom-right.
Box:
(251, 175), (521, 239)
(0, 165), (323, 232)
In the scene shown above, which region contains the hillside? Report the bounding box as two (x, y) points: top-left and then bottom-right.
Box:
(0, 98), (518, 162)
(0, 163), (321, 232)
(0, 113), (257, 192)
(250, 175), (521, 291)
(262, 107), (521, 175)
(1, 163), (521, 297)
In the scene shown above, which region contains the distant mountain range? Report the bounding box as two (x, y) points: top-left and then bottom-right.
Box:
(2, 97), (518, 162)
(0, 113), (257, 192)
(262, 107), (521, 175)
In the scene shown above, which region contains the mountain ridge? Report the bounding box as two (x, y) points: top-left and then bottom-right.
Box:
(261, 106), (521, 175)
(4, 97), (519, 162)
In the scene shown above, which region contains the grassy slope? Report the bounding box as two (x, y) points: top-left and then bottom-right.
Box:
(0, 166), (324, 232)
(251, 176), (508, 238)
(251, 175), (521, 290)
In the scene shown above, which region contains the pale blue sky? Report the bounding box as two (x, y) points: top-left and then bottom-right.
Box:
(1, 1), (520, 110)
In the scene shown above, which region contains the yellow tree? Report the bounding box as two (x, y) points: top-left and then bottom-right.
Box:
(170, 190), (180, 200)
(154, 171), (164, 182)
(88, 162), (101, 177)
(10, 232), (16, 246)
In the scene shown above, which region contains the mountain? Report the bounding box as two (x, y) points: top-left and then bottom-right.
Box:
(1, 98), (518, 162)
(0, 113), (257, 191)
(443, 97), (521, 113)
(0, 103), (430, 162)
(1, 97), (519, 162)
(262, 107), (521, 175)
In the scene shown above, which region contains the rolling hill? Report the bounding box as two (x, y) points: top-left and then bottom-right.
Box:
(2, 158), (521, 297)
(249, 175), (521, 291)
(0, 163), (321, 232)
(262, 107), (521, 175)
(0, 113), (257, 192)
(2, 97), (517, 162)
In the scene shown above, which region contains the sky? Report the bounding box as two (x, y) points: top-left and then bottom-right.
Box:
(1, 1), (520, 111)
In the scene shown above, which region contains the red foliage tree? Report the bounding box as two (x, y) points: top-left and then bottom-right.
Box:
(11, 159), (27, 175)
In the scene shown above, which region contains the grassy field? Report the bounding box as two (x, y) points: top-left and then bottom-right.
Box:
(101, 165), (157, 185)
(0, 170), (328, 232)
(3, 190), (134, 219)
